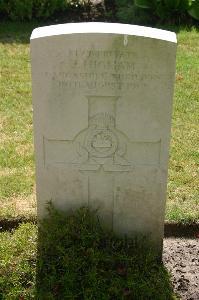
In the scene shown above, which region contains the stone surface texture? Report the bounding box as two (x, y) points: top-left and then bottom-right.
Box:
(31, 22), (177, 250)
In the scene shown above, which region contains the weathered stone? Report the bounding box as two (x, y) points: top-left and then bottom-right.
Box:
(31, 23), (177, 252)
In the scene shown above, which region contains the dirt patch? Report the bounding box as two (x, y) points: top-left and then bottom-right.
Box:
(163, 238), (199, 300)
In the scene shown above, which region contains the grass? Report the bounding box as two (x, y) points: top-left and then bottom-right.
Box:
(0, 206), (178, 299)
(0, 223), (37, 299)
(167, 27), (199, 222)
(0, 22), (36, 218)
(0, 22), (198, 222)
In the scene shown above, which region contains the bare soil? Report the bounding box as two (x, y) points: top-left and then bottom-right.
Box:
(163, 238), (199, 300)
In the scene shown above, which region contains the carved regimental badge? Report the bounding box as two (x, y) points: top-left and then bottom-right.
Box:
(75, 96), (131, 171)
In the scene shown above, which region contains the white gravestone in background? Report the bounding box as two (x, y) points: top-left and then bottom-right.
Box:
(31, 23), (177, 251)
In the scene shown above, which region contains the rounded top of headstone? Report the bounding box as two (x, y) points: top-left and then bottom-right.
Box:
(30, 22), (177, 43)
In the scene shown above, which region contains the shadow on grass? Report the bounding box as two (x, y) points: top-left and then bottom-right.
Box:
(0, 21), (45, 44)
(35, 205), (177, 299)
(0, 206), (177, 299)
(155, 23), (199, 33)
(0, 4), (105, 44)
(0, 18), (198, 45)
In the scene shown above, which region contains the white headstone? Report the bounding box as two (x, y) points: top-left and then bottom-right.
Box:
(31, 22), (177, 251)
